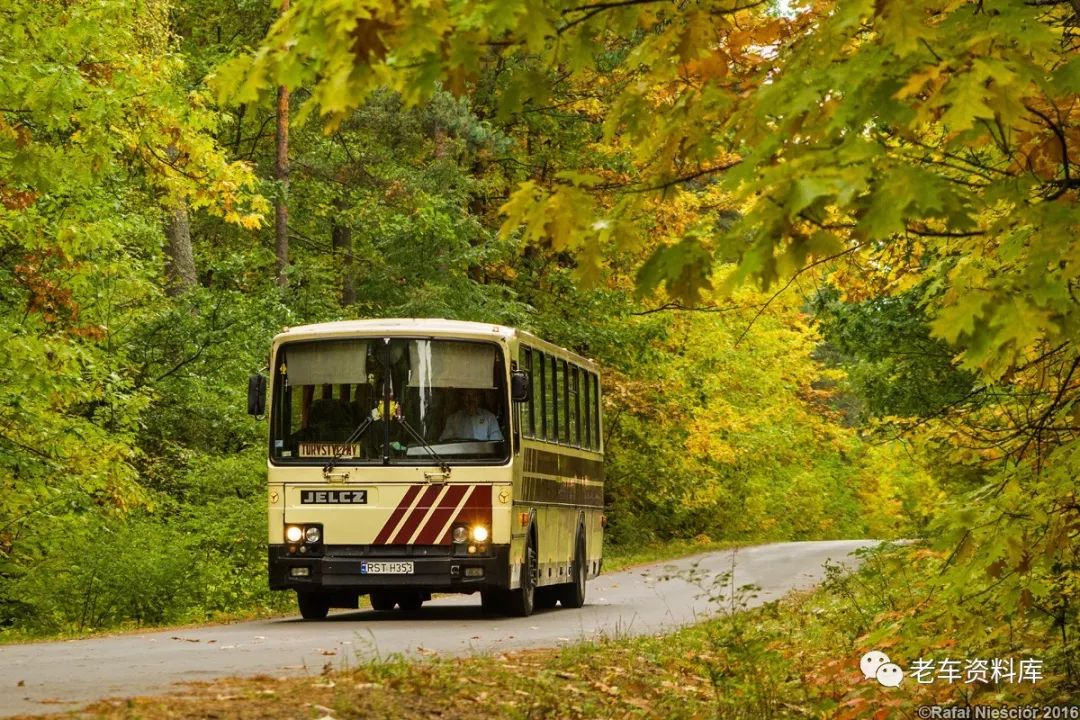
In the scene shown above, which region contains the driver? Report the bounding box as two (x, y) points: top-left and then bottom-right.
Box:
(439, 388), (503, 441)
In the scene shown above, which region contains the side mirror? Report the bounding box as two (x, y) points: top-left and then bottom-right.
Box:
(247, 374), (267, 416)
(510, 370), (531, 403)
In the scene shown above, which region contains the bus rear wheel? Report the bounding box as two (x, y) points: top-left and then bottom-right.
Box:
(534, 587), (558, 609)
(557, 533), (587, 609)
(297, 591), (330, 620)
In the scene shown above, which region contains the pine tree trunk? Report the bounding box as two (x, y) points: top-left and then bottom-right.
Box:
(331, 209), (356, 308)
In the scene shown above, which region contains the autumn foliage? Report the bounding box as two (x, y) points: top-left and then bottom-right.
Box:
(222, 0), (1080, 703)
(1, 0), (1078, 707)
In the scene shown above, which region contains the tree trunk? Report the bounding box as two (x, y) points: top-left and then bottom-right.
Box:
(331, 207), (356, 308)
(274, 0), (290, 288)
(164, 201), (197, 296)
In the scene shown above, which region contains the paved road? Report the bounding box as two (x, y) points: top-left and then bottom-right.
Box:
(0, 540), (876, 717)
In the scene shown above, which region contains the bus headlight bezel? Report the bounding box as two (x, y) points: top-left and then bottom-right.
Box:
(285, 524), (322, 545)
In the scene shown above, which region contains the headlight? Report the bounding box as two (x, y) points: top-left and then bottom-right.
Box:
(304, 526), (321, 543)
(470, 525), (489, 543)
(452, 526), (468, 543)
(285, 525), (303, 543)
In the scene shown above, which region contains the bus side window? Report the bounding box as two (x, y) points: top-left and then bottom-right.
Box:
(538, 351), (547, 441)
(582, 369), (591, 448)
(522, 347), (536, 438)
(592, 373), (601, 450)
(550, 355), (560, 443)
(571, 365), (581, 447)
(558, 359), (569, 444)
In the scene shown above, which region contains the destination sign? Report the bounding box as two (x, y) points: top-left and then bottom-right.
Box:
(298, 442), (360, 458)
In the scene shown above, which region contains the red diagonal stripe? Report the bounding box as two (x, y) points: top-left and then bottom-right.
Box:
(373, 485), (422, 545)
(414, 485), (470, 545)
(390, 485), (444, 544)
(440, 484), (493, 544)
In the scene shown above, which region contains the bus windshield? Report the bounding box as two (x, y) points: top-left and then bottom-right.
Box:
(270, 338), (509, 465)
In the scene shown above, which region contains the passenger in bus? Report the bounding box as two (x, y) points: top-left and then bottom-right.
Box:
(439, 388), (504, 442)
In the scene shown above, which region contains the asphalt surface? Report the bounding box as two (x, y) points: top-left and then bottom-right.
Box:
(0, 539), (877, 717)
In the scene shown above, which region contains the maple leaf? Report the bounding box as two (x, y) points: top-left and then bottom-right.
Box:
(937, 69), (995, 132)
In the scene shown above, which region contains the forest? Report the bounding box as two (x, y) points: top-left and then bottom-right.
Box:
(0, 0), (1077, 711)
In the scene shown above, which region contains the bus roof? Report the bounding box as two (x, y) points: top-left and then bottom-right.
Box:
(273, 318), (598, 370)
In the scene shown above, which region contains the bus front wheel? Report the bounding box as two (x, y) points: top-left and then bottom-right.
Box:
(507, 533), (537, 617)
(297, 591), (330, 620)
(480, 590), (502, 614)
(369, 591), (395, 611)
(397, 592), (424, 612)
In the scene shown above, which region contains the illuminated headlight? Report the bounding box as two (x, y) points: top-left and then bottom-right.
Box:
(304, 526), (321, 543)
(470, 525), (489, 543)
(285, 525), (303, 543)
(452, 526), (468, 543)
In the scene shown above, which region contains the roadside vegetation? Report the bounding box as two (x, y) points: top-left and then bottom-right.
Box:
(37, 546), (1071, 720)
(2, 0), (1077, 713)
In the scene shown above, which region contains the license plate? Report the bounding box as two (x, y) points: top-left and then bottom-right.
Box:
(361, 561), (414, 575)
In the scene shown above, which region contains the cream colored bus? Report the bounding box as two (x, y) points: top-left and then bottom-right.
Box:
(248, 319), (604, 619)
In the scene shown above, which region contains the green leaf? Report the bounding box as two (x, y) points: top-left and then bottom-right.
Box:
(1048, 55), (1080, 94)
(937, 70), (995, 132)
(930, 290), (994, 344)
(878, 0), (933, 58)
(636, 235), (714, 305)
(554, 170), (602, 188)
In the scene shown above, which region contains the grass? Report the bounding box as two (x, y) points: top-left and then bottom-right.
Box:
(0, 600), (295, 647)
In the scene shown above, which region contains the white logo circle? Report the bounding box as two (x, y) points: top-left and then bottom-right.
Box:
(876, 662), (904, 688)
(860, 651), (891, 680)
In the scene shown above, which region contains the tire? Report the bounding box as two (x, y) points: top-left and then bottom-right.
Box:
(506, 532), (537, 617)
(480, 590), (504, 615)
(557, 532), (587, 609)
(297, 591), (330, 620)
(369, 591), (395, 611)
(397, 592), (423, 612)
(534, 586), (558, 610)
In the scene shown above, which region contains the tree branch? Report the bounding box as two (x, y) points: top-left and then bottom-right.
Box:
(632, 300), (758, 316)
(734, 242), (863, 346)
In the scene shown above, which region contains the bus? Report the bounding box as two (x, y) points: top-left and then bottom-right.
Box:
(247, 318), (604, 619)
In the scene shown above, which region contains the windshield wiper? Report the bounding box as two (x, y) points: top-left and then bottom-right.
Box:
(323, 417), (373, 477)
(394, 417), (451, 476)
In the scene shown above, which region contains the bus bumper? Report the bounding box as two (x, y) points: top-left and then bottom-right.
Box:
(268, 544), (511, 593)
